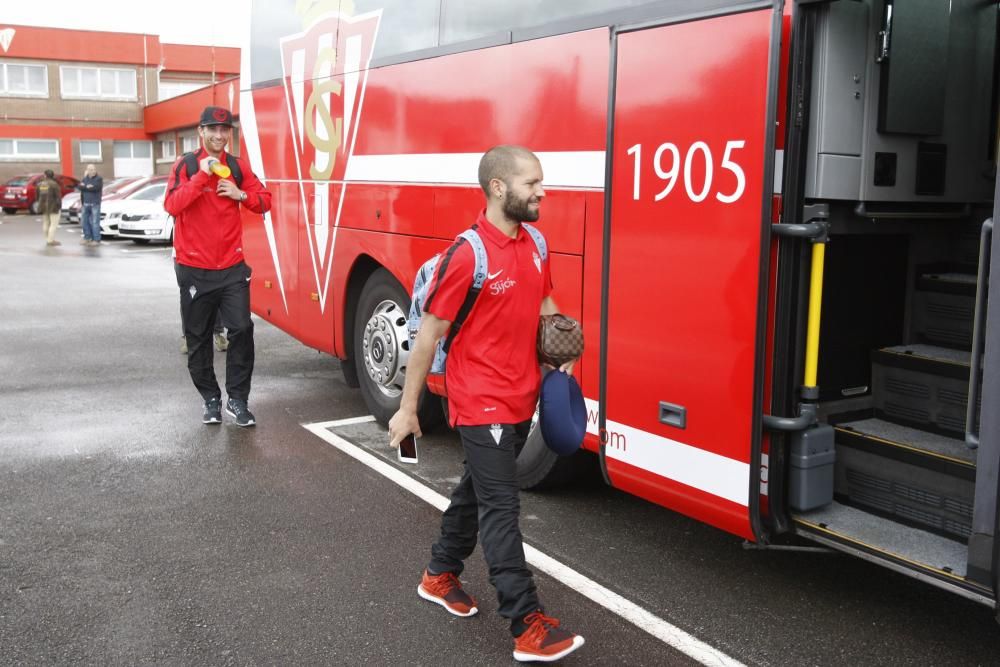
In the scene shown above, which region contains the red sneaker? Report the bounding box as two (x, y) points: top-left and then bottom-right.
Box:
(512, 611), (585, 663)
(417, 570), (478, 617)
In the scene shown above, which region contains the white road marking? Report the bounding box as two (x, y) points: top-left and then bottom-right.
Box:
(303, 416), (745, 667)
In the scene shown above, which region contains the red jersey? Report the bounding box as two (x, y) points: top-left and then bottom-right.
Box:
(164, 148), (272, 270)
(424, 210), (553, 426)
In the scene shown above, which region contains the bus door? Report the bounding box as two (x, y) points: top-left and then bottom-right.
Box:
(601, 4), (781, 540)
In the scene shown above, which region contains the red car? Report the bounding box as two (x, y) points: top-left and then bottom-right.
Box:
(1, 173), (80, 215)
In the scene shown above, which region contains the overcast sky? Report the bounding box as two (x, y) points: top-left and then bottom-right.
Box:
(3, 0), (249, 47)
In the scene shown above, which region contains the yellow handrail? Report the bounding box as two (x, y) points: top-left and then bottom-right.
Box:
(803, 241), (826, 389)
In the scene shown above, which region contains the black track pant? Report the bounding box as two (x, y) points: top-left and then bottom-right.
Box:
(428, 421), (540, 627)
(175, 261), (254, 402)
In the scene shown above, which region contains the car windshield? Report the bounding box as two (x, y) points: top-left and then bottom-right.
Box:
(115, 178), (156, 197)
(5, 177), (29, 186)
(128, 183), (166, 201)
(106, 177), (139, 194)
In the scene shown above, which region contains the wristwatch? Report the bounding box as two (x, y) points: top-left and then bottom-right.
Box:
(239, 191), (247, 202)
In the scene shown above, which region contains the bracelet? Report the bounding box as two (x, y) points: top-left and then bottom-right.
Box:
(240, 191), (247, 202)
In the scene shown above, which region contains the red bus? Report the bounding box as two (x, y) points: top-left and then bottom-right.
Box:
(239, 0), (1000, 612)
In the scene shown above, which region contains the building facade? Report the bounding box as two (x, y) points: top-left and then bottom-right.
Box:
(0, 24), (238, 183)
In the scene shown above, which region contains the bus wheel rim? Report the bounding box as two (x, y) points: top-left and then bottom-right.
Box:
(361, 299), (409, 399)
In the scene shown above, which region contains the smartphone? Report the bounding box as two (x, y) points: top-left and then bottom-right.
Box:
(397, 433), (418, 464)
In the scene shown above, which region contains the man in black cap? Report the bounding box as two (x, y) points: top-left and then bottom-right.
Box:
(164, 106), (272, 426)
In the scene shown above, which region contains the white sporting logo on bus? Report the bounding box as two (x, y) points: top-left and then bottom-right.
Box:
(0, 28), (15, 53)
(278, 9), (382, 312)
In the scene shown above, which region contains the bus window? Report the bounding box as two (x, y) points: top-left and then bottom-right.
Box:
(439, 0), (656, 45)
(355, 0), (440, 64)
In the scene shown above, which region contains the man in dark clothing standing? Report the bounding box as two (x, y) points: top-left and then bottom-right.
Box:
(37, 170), (63, 246)
(77, 164), (103, 246)
(389, 146), (584, 663)
(164, 106), (272, 427)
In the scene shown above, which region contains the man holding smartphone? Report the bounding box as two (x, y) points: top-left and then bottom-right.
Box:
(389, 145), (583, 663)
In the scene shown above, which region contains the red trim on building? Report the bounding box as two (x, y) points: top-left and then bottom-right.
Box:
(161, 44), (239, 75)
(144, 78), (242, 134)
(0, 23), (237, 72)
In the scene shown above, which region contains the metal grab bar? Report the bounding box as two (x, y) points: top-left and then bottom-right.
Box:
(966, 218), (992, 449)
(763, 403), (817, 432)
(853, 201), (972, 219)
(771, 222), (827, 239)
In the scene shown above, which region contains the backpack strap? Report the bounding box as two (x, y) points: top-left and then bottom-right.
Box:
(442, 228), (488, 353)
(225, 153), (243, 188)
(459, 228), (489, 288)
(169, 151), (201, 194)
(521, 222), (548, 261)
(170, 151), (244, 191)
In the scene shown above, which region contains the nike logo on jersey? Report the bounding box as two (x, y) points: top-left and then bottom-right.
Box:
(487, 269), (503, 280)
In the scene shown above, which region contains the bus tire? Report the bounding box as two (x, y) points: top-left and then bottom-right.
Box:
(517, 415), (582, 491)
(354, 268), (443, 430)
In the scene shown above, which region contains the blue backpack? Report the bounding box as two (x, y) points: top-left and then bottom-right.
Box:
(407, 223), (547, 375)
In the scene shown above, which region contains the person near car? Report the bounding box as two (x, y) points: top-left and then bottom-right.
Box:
(37, 170), (63, 246)
(388, 145), (584, 663)
(77, 164), (104, 246)
(163, 106), (272, 427)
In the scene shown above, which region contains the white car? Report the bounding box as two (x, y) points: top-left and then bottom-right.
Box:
(61, 176), (142, 224)
(100, 179), (167, 237)
(60, 191), (81, 223)
(117, 199), (175, 244)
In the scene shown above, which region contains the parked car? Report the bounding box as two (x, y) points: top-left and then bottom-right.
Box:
(61, 176), (139, 224)
(60, 191), (80, 222)
(1, 173), (79, 214)
(100, 177), (168, 237)
(117, 201), (175, 244)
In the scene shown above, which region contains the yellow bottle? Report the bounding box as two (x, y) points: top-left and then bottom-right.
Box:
(208, 158), (231, 179)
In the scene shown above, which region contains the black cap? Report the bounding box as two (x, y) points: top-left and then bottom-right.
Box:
(199, 106), (234, 127)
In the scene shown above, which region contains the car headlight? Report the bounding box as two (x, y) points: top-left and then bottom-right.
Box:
(107, 212), (122, 219)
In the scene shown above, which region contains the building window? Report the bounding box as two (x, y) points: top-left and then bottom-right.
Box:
(61, 66), (137, 100)
(160, 140), (176, 161)
(79, 140), (102, 161)
(181, 135), (200, 153)
(0, 138), (59, 160)
(158, 80), (208, 102)
(0, 62), (48, 96)
(113, 141), (152, 159)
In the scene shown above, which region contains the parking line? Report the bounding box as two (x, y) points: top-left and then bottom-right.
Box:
(303, 417), (745, 667)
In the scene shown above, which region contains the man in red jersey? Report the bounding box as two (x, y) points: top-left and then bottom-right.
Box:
(164, 106), (272, 427)
(389, 145), (584, 663)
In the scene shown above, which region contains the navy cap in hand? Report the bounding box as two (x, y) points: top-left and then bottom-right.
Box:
(539, 370), (587, 456)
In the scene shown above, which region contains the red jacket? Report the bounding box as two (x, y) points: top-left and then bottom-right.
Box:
(164, 148), (272, 270)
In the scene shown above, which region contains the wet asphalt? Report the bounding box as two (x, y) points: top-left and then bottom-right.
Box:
(2, 213), (1000, 666)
